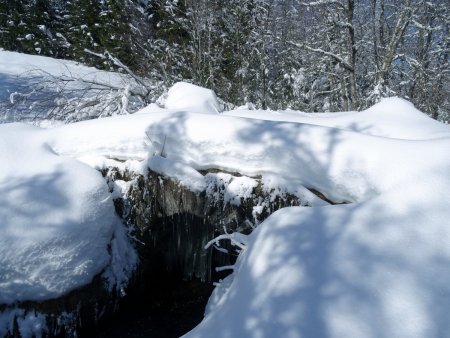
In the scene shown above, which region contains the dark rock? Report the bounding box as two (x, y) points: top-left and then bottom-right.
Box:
(1, 163), (321, 338)
(0, 274), (121, 338)
(123, 168), (310, 283)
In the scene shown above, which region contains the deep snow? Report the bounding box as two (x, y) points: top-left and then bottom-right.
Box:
(186, 180), (450, 338)
(180, 99), (450, 338)
(163, 81), (222, 114)
(0, 67), (450, 338)
(0, 123), (136, 304)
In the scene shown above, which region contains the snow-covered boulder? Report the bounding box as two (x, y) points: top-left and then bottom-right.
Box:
(0, 123), (137, 336)
(164, 82), (222, 114)
(0, 123), (114, 303)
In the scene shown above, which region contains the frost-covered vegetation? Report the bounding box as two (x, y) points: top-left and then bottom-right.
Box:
(0, 51), (157, 123)
(0, 0), (449, 122)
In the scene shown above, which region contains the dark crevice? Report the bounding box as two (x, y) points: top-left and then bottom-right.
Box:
(1, 166), (329, 337)
(307, 187), (349, 205)
(81, 278), (213, 338)
(83, 167), (320, 337)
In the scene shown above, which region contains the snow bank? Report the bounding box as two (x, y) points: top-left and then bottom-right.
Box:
(144, 109), (450, 202)
(34, 96), (450, 205)
(0, 123), (135, 304)
(164, 82), (222, 114)
(179, 100), (450, 337)
(225, 97), (450, 140)
(185, 170), (450, 338)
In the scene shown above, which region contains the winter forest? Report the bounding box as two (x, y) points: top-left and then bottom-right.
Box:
(1, 0), (449, 121)
(1, 1), (450, 338)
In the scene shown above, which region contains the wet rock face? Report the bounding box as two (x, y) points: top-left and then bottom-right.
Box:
(123, 168), (308, 283)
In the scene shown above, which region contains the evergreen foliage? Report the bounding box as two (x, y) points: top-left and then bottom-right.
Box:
(0, 0), (448, 121)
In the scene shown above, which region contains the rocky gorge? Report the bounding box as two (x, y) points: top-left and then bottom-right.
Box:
(1, 159), (332, 338)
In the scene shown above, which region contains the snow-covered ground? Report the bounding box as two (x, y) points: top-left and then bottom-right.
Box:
(178, 94), (450, 338)
(0, 50), (123, 84)
(0, 50), (145, 124)
(1, 59), (450, 337)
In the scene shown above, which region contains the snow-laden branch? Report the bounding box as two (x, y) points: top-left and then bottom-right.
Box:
(85, 48), (150, 97)
(205, 227), (249, 275)
(298, 0), (345, 10)
(204, 232), (247, 251)
(83, 48), (106, 59)
(215, 265), (235, 272)
(7, 64), (154, 123)
(288, 41), (354, 72)
(205, 226), (248, 253)
(104, 51), (149, 94)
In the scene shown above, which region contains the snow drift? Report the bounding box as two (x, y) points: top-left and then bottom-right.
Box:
(185, 178), (450, 338)
(0, 124), (115, 303)
(180, 99), (450, 338)
(163, 82), (222, 114)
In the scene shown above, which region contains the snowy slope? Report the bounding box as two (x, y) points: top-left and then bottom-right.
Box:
(180, 99), (450, 338)
(185, 177), (450, 338)
(0, 50), (144, 124)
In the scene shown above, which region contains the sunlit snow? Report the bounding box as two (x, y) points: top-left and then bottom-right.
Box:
(1, 56), (449, 338)
(0, 123), (117, 303)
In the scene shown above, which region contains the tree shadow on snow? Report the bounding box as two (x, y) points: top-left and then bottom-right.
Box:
(190, 197), (450, 338)
(144, 114), (449, 338)
(0, 170), (70, 241)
